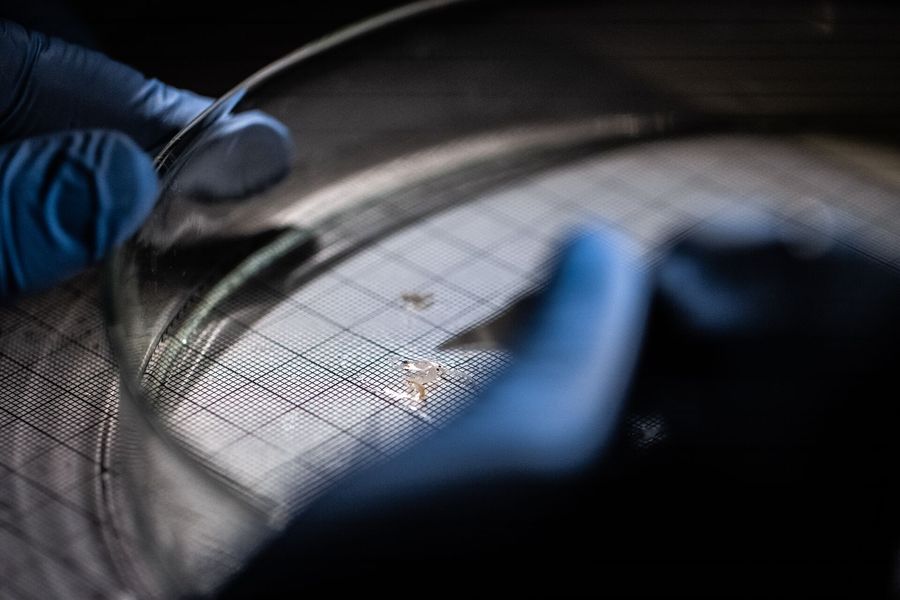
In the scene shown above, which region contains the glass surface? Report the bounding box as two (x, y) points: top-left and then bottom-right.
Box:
(102, 1), (900, 596)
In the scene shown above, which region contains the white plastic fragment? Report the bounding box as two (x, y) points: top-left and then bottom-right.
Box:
(398, 359), (445, 385)
(376, 358), (472, 412)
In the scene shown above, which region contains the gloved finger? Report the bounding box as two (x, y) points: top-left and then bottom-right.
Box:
(1, 20), (208, 150)
(1, 20), (295, 204)
(0, 129), (157, 296)
(477, 227), (651, 473)
(656, 213), (891, 337)
(171, 110), (294, 202)
(424, 228), (650, 477)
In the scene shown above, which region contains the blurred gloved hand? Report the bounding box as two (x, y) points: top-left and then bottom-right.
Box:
(0, 21), (293, 298)
(219, 228), (653, 597)
(221, 221), (900, 598)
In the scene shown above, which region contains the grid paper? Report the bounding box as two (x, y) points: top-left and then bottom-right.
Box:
(139, 134), (900, 570)
(3, 134), (900, 598)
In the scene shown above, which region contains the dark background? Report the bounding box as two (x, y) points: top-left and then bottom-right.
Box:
(5, 0), (900, 117)
(2, 0), (401, 95)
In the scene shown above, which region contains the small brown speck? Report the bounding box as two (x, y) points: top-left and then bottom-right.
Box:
(401, 292), (434, 311)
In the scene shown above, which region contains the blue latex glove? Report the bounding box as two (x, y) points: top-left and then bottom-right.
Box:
(0, 21), (293, 297)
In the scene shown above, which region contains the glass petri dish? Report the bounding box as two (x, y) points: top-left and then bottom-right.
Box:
(103, 1), (900, 596)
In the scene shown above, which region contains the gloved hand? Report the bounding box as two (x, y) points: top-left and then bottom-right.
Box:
(220, 221), (900, 598)
(0, 21), (293, 298)
(218, 227), (653, 597)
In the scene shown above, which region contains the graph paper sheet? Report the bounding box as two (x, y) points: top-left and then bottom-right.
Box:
(3, 134), (900, 598)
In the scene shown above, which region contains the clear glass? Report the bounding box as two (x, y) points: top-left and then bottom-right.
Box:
(102, 1), (900, 597)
